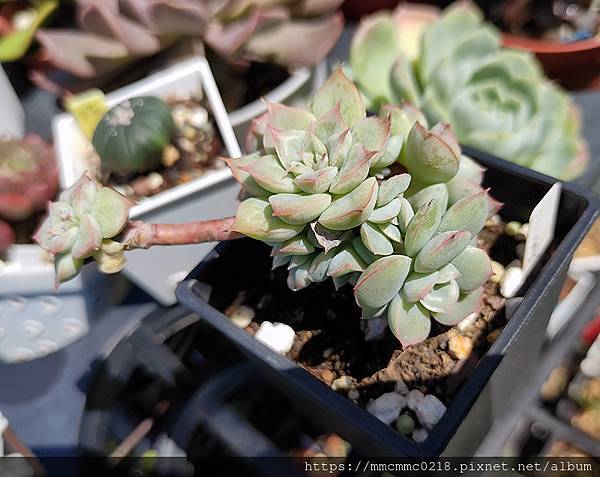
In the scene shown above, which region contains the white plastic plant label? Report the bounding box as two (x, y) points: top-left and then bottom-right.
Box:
(522, 182), (562, 280)
(0, 65), (25, 138)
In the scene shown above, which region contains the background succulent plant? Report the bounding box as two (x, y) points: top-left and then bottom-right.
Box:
(34, 175), (130, 283)
(35, 0), (344, 79)
(0, 135), (58, 253)
(231, 69), (499, 346)
(349, 2), (589, 181)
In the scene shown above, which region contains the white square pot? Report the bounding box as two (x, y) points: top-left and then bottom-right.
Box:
(52, 57), (242, 305)
(0, 65), (25, 138)
(0, 244), (128, 363)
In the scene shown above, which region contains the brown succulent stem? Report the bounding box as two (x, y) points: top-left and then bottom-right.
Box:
(121, 216), (243, 250)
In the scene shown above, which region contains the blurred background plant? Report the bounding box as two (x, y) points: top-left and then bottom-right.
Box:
(349, 2), (590, 181)
(0, 134), (58, 254)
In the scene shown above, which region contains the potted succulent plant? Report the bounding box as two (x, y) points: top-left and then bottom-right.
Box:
(347, 2), (591, 182)
(53, 57), (242, 304)
(0, 135), (124, 364)
(34, 69), (599, 455)
(22, 0), (344, 142)
(480, 0), (600, 90)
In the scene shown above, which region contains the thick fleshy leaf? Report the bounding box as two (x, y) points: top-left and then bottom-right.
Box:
(223, 154), (269, 196)
(403, 122), (460, 184)
(404, 199), (443, 257)
(272, 235), (315, 256)
(310, 222), (350, 253)
(313, 102), (347, 142)
(388, 294), (432, 347)
(239, 154), (299, 193)
(351, 116), (391, 154)
(377, 174), (411, 207)
(360, 222), (394, 256)
(233, 198), (304, 242)
(362, 303), (388, 319)
(372, 134), (404, 168)
(397, 197), (415, 234)
(270, 128), (306, 170)
(34, 219), (78, 255)
(414, 230), (471, 273)
(378, 222), (403, 242)
(438, 189), (489, 236)
(92, 187), (129, 238)
(368, 198), (402, 224)
(390, 54), (421, 106)
(269, 193), (331, 225)
(380, 103), (428, 136)
(350, 13), (401, 105)
(329, 144), (375, 194)
(327, 246), (366, 277)
(287, 261), (312, 291)
(446, 176), (483, 206)
(309, 68), (366, 127)
(333, 274), (352, 290)
(432, 287), (483, 326)
(327, 129), (353, 169)
(402, 271), (440, 303)
(451, 246), (492, 291)
(59, 175), (98, 214)
(354, 255), (412, 309)
(71, 213), (102, 259)
(288, 254), (311, 270)
(351, 236), (378, 264)
(420, 280), (459, 313)
(295, 167), (338, 194)
(55, 253), (84, 285)
(266, 102), (316, 132)
(308, 250), (335, 282)
(436, 263), (460, 283)
(273, 255), (292, 270)
(456, 155), (485, 184)
(319, 177), (378, 230)
(406, 183), (448, 212)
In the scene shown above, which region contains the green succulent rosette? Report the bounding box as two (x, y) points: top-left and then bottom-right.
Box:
(349, 2), (589, 181)
(227, 69), (500, 346)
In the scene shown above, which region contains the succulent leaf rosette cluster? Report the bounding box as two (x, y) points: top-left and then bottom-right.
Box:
(349, 2), (588, 181)
(34, 176), (130, 283)
(0, 135), (58, 252)
(35, 0), (344, 78)
(229, 69), (500, 346)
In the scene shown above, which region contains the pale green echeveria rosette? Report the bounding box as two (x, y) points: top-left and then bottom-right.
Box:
(349, 1), (589, 181)
(33, 176), (130, 285)
(228, 68), (500, 347)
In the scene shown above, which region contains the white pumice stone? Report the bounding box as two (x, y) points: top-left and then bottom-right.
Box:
(406, 389), (425, 411)
(362, 317), (387, 341)
(412, 428), (429, 443)
(500, 266), (523, 298)
(332, 376), (354, 391)
(416, 395), (447, 429)
(394, 379), (409, 395)
(366, 392), (406, 425)
(490, 261), (505, 283)
(255, 321), (295, 354)
(457, 312), (479, 332)
(229, 305), (255, 328)
(581, 357), (600, 378)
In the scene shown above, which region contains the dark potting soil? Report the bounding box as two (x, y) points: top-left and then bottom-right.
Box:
(228, 219), (516, 409)
(105, 96), (225, 201)
(207, 51), (290, 112)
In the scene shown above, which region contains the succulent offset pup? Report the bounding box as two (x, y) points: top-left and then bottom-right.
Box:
(349, 2), (589, 181)
(0, 135), (58, 253)
(35, 69), (499, 346)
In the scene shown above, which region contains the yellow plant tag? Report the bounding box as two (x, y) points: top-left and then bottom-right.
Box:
(65, 89), (109, 139)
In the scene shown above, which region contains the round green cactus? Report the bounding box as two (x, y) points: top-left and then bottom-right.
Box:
(349, 2), (589, 181)
(229, 68), (500, 347)
(92, 96), (176, 174)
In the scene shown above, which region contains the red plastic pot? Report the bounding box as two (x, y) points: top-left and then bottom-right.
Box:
(503, 34), (600, 91)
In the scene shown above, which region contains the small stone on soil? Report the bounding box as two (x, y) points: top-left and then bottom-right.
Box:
(500, 266), (523, 298)
(332, 376), (354, 391)
(457, 312), (479, 332)
(395, 414), (415, 435)
(412, 428), (428, 443)
(448, 335), (473, 360)
(255, 321), (295, 354)
(490, 261), (505, 283)
(394, 379), (409, 395)
(366, 392), (406, 425)
(406, 389), (425, 411)
(229, 305), (255, 328)
(415, 394), (447, 429)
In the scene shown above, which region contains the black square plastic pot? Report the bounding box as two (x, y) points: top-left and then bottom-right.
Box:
(176, 148), (599, 457)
